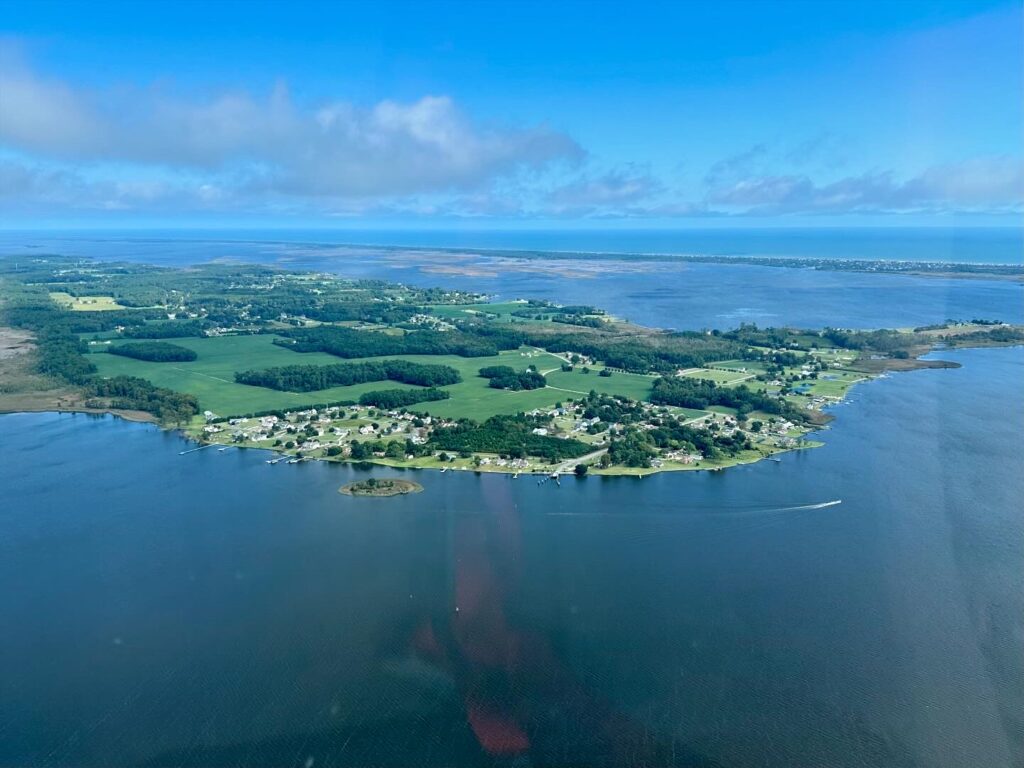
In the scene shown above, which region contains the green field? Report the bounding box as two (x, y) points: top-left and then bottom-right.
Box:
(680, 367), (755, 385)
(425, 301), (531, 319)
(711, 360), (770, 374)
(795, 371), (866, 398)
(89, 334), (656, 419)
(541, 367), (655, 400)
(50, 292), (129, 311)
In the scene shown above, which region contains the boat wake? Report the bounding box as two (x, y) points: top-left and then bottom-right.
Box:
(545, 500), (842, 517)
(767, 499), (842, 512)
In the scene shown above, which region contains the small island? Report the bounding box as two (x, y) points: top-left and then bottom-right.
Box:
(339, 478), (423, 497)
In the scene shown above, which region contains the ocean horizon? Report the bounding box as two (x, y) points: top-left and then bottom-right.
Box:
(1, 226), (1022, 265)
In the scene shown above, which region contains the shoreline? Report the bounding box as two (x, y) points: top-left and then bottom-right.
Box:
(1, 341), (1016, 478)
(6, 234), (1021, 280)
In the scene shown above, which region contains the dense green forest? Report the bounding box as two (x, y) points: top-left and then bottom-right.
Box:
(236, 359), (461, 391)
(122, 319), (210, 338)
(88, 376), (199, 423)
(472, 324), (749, 373)
(274, 326), (510, 358)
(428, 414), (591, 460)
(0, 283), (198, 421)
(821, 328), (924, 353)
(943, 326), (1024, 345)
(650, 376), (800, 420)
(478, 365), (547, 390)
(108, 341), (198, 362)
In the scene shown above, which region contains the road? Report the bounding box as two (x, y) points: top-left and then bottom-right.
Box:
(554, 447), (607, 475)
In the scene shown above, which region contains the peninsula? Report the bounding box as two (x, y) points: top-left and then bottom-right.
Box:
(2, 256), (1021, 476)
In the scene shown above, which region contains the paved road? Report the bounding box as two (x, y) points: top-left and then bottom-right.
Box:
(554, 447), (608, 475)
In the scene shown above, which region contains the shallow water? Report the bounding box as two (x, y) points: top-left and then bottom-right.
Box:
(1, 231), (1022, 330)
(2, 346), (1021, 767)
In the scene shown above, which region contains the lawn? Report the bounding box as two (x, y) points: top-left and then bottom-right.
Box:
(88, 334), (657, 419)
(425, 302), (530, 319)
(798, 371), (866, 398)
(680, 367), (756, 385)
(541, 367), (655, 400)
(710, 359), (769, 374)
(50, 292), (129, 311)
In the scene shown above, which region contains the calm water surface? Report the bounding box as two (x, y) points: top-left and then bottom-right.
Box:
(2, 347), (1021, 767)
(1, 231), (1022, 329)
(3, 227), (1022, 263)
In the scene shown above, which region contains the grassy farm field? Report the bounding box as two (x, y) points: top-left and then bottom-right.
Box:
(711, 360), (770, 374)
(88, 334), (656, 419)
(425, 301), (530, 319)
(541, 367), (655, 400)
(50, 293), (129, 311)
(796, 371), (867, 397)
(680, 367), (756, 385)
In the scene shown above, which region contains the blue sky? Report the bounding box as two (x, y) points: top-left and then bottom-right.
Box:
(1, 0), (1021, 227)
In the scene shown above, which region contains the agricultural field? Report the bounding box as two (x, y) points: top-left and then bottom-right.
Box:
(424, 301), (531, 319)
(679, 367), (757, 385)
(710, 359), (770, 375)
(541, 366), (655, 400)
(789, 370), (867, 398)
(49, 292), (129, 311)
(88, 333), (657, 419)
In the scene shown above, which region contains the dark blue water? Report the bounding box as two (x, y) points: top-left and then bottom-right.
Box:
(1, 232), (1022, 329)
(2, 346), (1021, 767)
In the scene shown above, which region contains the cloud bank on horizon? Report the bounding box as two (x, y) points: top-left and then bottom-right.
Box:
(0, 1), (1021, 225)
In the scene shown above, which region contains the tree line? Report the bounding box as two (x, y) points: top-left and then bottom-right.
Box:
(0, 288), (199, 422)
(428, 414), (591, 461)
(235, 359), (461, 391)
(358, 387), (450, 409)
(478, 365), (547, 390)
(122, 319), (210, 339)
(108, 341), (198, 362)
(276, 318), (750, 374)
(470, 324), (749, 373)
(87, 375), (199, 424)
(649, 376), (803, 421)
(274, 326), (510, 358)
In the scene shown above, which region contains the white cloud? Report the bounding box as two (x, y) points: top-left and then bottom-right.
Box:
(0, 56), (581, 201)
(547, 168), (663, 213)
(706, 156), (1024, 214)
(1, 48), (1019, 221)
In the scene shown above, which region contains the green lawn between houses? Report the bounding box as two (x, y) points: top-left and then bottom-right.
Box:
(87, 334), (659, 419)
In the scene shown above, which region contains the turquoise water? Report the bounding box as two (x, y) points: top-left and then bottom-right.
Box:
(2, 346), (1022, 767)
(2, 226), (1022, 263)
